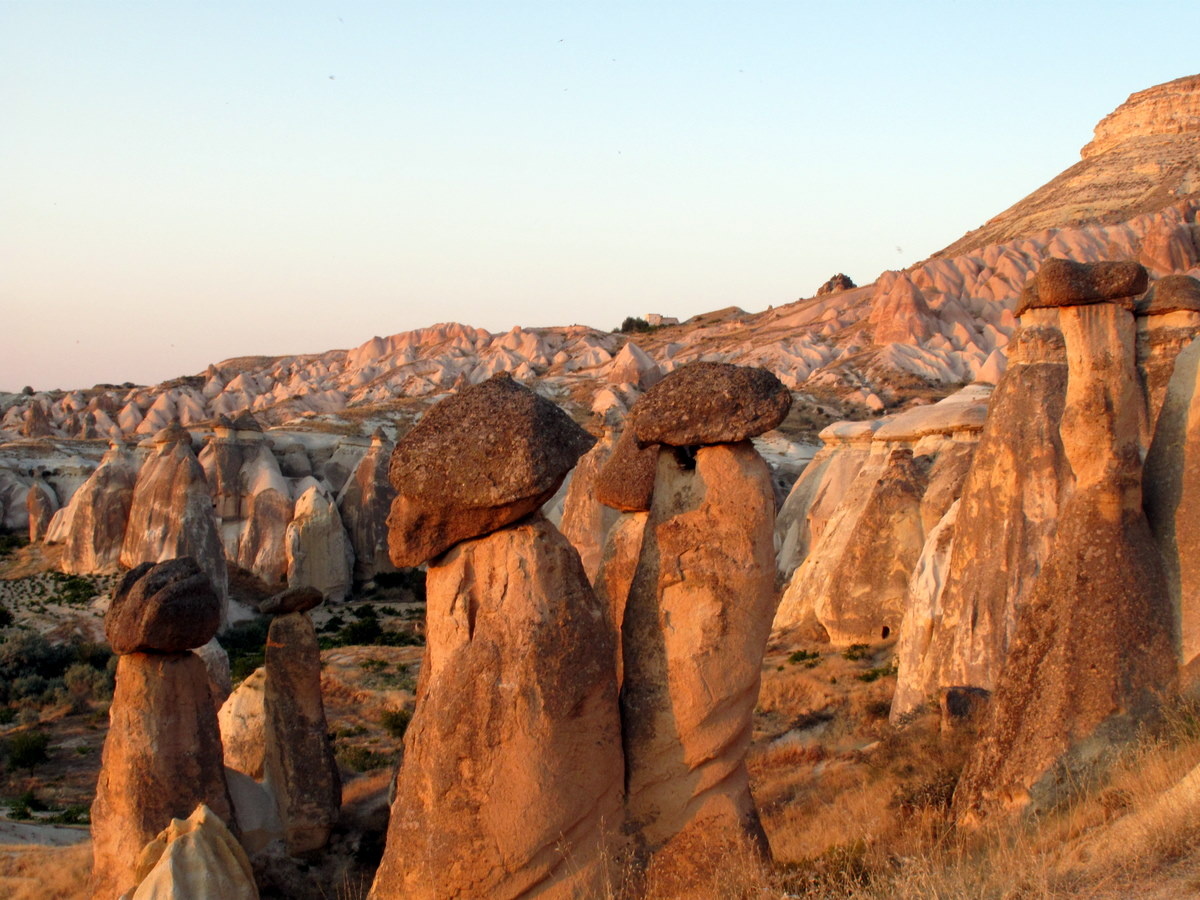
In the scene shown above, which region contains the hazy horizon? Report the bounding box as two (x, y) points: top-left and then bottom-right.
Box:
(4, 1), (1199, 393)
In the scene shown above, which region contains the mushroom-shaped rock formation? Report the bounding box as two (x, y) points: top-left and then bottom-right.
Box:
(953, 261), (1175, 823)
(258, 585), (323, 616)
(369, 516), (624, 899)
(386, 372), (595, 567)
(1018, 257), (1148, 311)
(620, 441), (776, 875)
(630, 362), (792, 447)
(91, 653), (234, 899)
(106, 558), (222, 655)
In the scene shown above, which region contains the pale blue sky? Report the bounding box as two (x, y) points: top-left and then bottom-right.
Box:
(3, 1), (1198, 391)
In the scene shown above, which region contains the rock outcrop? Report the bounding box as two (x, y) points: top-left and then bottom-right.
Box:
(25, 478), (57, 543)
(218, 667), (267, 780)
(387, 372), (595, 567)
(262, 611), (341, 855)
(558, 429), (619, 582)
(369, 517), (624, 899)
(621, 441), (776, 868)
(953, 263), (1176, 822)
(122, 804), (258, 900)
(120, 425), (228, 610)
(56, 442), (137, 575)
(285, 483), (353, 603)
(337, 430), (398, 582)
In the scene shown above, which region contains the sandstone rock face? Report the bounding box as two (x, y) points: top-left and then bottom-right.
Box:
(91, 652), (234, 900)
(630, 362), (791, 446)
(106, 558), (221, 655)
(593, 510), (650, 686)
(25, 478), (57, 542)
(1083, 73), (1200, 159)
(891, 501), (960, 722)
(776, 448), (927, 644)
(58, 443), (137, 575)
(558, 430), (619, 582)
(370, 517), (623, 900)
(1136, 276), (1200, 439)
(263, 612), (340, 855)
(953, 296), (1175, 823)
(123, 804), (258, 900)
(120, 429), (228, 609)
(387, 373), (595, 568)
(219, 667), (267, 780)
(898, 309), (1073, 707)
(232, 444), (293, 587)
(621, 442), (775, 865)
(337, 431), (398, 582)
(285, 484), (353, 603)
(774, 421), (877, 584)
(1146, 335), (1200, 672)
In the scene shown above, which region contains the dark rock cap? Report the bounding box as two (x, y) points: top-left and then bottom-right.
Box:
(387, 372), (596, 566)
(1027, 258), (1148, 310)
(152, 422), (192, 446)
(1135, 274), (1200, 316)
(232, 411), (263, 432)
(258, 586), (323, 616)
(630, 362), (792, 447)
(106, 557), (222, 654)
(596, 428), (659, 512)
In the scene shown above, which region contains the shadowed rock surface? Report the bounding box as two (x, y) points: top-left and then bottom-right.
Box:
(337, 430), (398, 582)
(369, 516), (623, 900)
(106, 558), (221, 655)
(621, 442), (776, 871)
(387, 373), (596, 567)
(558, 429), (620, 581)
(630, 362), (792, 446)
(262, 612), (340, 855)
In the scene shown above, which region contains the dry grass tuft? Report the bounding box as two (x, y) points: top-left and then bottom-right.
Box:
(0, 841), (91, 900)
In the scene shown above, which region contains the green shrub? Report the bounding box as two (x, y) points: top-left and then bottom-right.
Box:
(0, 532), (28, 558)
(856, 659), (899, 683)
(220, 618), (270, 683)
(336, 745), (392, 773)
(788, 649), (822, 668)
(841, 643), (872, 661)
(48, 573), (98, 606)
(6, 729), (51, 769)
(380, 708), (412, 739)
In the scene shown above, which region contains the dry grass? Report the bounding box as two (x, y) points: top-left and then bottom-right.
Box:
(0, 841), (91, 900)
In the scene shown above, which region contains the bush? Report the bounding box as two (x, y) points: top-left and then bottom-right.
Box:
(380, 708), (412, 739)
(841, 643), (872, 661)
(615, 316), (653, 334)
(336, 745), (392, 773)
(788, 649), (822, 668)
(0, 532), (28, 559)
(220, 618), (270, 683)
(65, 663), (109, 706)
(6, 730), (51, 769)
(48, 573), (98, 606)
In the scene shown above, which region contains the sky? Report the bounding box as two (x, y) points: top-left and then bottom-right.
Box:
(4, 1), (1200, 393)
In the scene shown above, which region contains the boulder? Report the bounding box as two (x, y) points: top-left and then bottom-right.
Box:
(953, 297), (1175, 823)
(122, 804), (258, 900)
(630, 362), (792, 446)
(224, 768), (283, 855)
(262, 612), (340, 855)
(90, 652), (235, 900)
(1022, 257), (1148, 309)
(369, 516), (623, 900)
(621, 442), (775, 868)
(386, 373), (595, 567)
(106, 559), (221, 655)
(258, 585), (323, 615)
(595, 427), (660, 513)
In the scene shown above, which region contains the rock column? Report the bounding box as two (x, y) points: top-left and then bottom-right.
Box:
(90, 558), (234, 900)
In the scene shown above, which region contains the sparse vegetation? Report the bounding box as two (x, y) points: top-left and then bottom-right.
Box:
(5, 729), (51, 769)
(220, 617), (270, 683)
(788, 649), (822, 668)
(380, 708), (411, 739)
(614, 316), (654, 334)
(0, 531), (28, 559)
